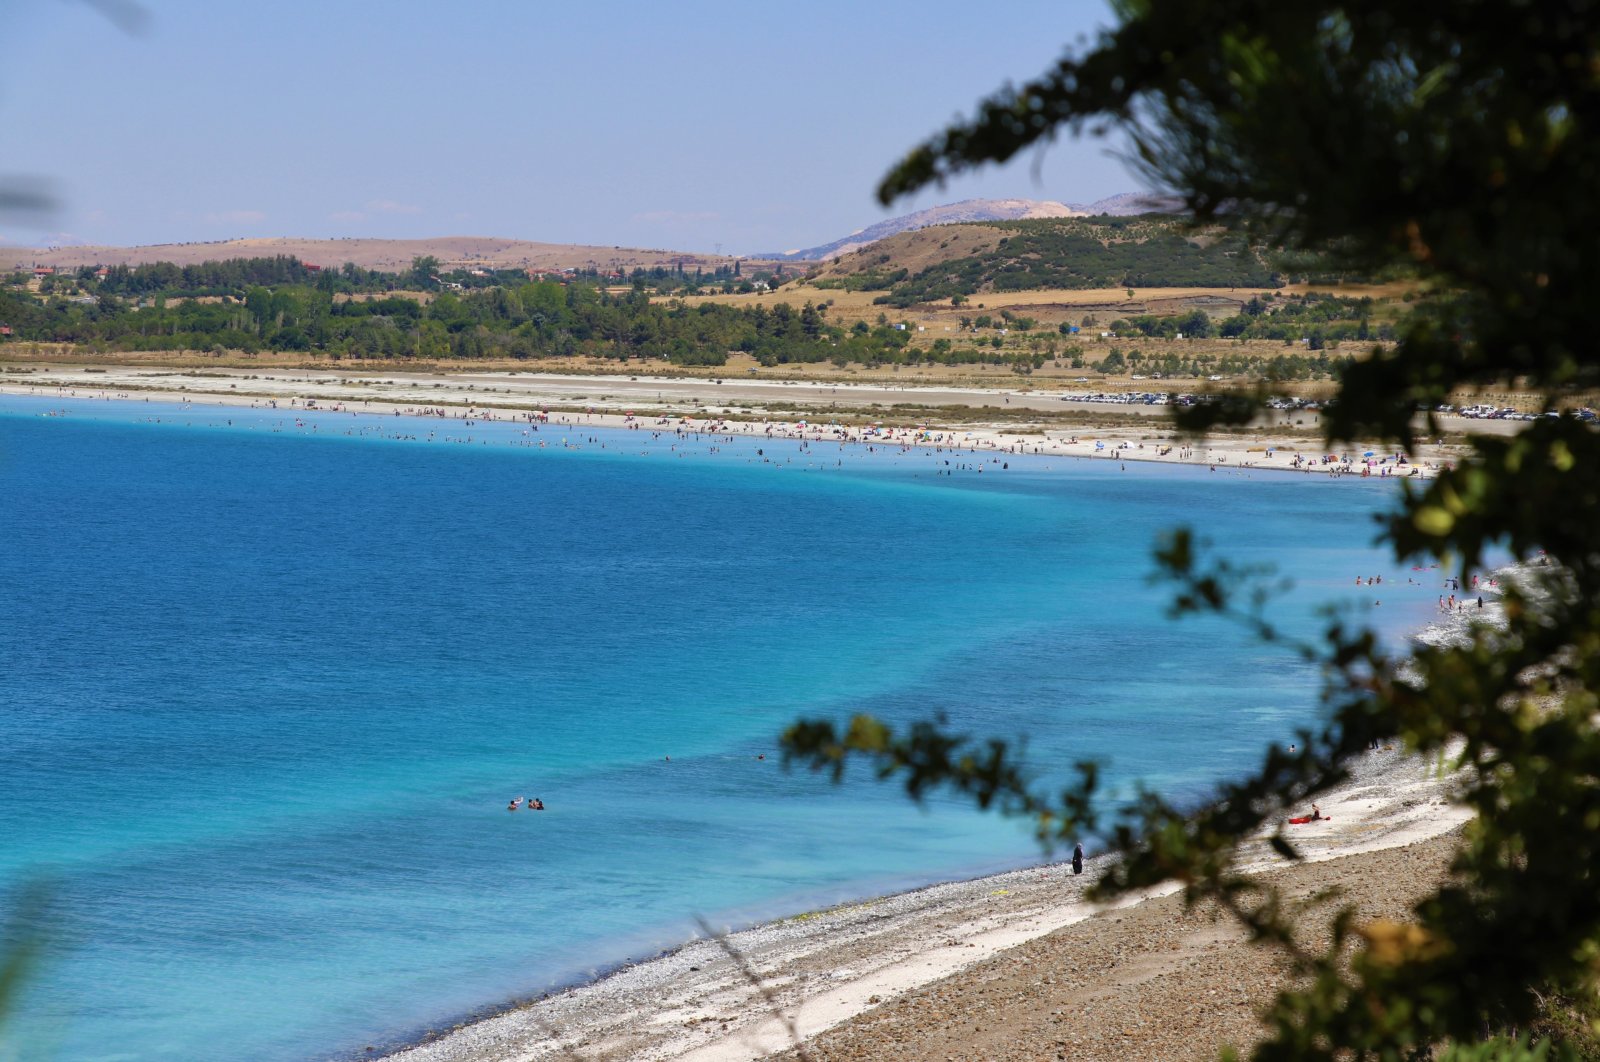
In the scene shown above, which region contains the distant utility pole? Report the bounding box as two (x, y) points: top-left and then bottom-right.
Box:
(714, 242), (723, 257)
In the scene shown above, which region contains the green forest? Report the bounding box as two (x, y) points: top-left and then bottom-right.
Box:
(24, 255), (764, 300)
(1, 261), (904, 367)
(2, 254), (1386, 372)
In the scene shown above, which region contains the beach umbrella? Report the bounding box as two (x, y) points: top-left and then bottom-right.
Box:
(1363, 450), (1375, 457)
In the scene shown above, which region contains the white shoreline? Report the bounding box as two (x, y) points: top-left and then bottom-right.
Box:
(0, 366), (1460, 480)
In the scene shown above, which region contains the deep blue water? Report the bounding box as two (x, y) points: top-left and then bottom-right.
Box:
(0, 394), (1436, 1060)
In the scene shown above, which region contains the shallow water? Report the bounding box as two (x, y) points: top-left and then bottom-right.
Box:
(0, 395), (1435, 1060)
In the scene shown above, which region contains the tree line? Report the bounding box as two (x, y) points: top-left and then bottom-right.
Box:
(12, 254), (776, 302)
(790, 0), (1600, 1059)
(0, 274), (914, 367)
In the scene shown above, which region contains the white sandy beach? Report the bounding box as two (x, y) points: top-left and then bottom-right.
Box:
(0, 364), (1476, 479)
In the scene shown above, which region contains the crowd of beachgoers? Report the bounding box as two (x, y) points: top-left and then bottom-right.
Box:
(2, 375), (1454, 483)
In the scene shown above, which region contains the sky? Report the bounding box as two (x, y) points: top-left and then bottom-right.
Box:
(0, 0), (1143, 255)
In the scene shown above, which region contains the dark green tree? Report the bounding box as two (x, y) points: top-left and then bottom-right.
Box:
(784, 2), (1600, 1058)
(406, 255), (441, 289)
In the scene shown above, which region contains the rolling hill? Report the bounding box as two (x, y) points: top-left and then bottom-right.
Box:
(1, 195), (1181, 277)
(766, 198), (1083, 261)
(766, 193), (1181, 262)
(0, 236), (781, 275)
(807, 215), (1279, 305)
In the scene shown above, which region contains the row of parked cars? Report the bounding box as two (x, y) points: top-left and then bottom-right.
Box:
(1052, 394), (1595, 422)
(1438, 404), (1597, 421)
(1058, 391), (1333, 411)
(1059, 390), (1196, 406)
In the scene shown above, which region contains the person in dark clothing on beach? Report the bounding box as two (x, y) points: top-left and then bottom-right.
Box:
(1072, 844), (1084, 875)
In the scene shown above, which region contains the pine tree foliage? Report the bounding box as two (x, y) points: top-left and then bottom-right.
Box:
(786, 3), (1600, 1057)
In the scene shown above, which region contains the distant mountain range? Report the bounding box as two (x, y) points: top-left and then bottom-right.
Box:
(764, 193), (1180, 262)
(0, 236), (771, 274)
(1, 195), (1180, 274)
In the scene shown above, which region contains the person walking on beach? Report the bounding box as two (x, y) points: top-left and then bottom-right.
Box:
(1072, 843), (1084, 875)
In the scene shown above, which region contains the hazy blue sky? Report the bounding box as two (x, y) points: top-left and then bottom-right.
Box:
(1, 0), (1142, 253)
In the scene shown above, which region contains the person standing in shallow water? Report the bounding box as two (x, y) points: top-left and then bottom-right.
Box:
(1072, 844), (1084, 875)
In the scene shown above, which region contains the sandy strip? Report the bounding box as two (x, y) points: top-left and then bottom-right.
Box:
(0, 366), (1465, 479)
(381, 733), (1469, 1062)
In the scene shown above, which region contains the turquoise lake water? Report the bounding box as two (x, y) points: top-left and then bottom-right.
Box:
(0, 394), (1435, 1060)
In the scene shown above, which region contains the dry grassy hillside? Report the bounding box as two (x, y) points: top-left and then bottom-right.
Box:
(808, 224), (1011, 281)
(801, 215), (1286, 309)
(2, 236), (780, 274)
(808, 215), (1207, 284)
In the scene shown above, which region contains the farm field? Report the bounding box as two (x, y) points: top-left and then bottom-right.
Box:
(669, 280), (1416, 329)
